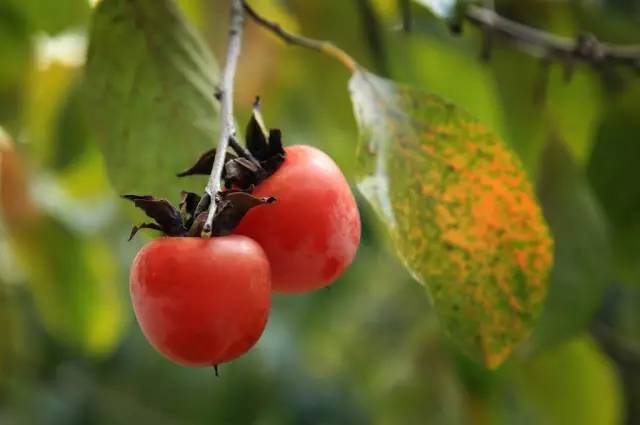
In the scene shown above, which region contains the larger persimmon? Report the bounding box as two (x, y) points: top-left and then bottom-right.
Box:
(234, 145), (360, 293)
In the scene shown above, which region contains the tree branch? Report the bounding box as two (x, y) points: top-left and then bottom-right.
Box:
(465, 5), (640, 68)
(242, 1), (359, 72)
(245, 1), (640, 74)
(202, 0), (244, 237)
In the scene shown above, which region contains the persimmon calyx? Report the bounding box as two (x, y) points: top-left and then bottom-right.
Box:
(177, 97), (285, 191)
(123, 190), (275, 239)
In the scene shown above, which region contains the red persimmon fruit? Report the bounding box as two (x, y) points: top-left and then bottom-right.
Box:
(234, 145), (360, 293)
(129, 235), (271, 366)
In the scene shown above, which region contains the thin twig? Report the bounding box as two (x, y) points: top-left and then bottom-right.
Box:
(202, 0), (245, 237)
(465, 5), (640, 68)
(242, 1), (359, 72)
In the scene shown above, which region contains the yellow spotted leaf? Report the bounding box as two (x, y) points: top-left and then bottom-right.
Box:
(349, 70), (553, 368)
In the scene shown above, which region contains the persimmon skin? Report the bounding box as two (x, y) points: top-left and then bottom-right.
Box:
(234, 145), (361, 293)
(129, 236), (271, 366)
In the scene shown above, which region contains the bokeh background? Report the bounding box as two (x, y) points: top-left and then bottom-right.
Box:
(1, 0), (640, 424)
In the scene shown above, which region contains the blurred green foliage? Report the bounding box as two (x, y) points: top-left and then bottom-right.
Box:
(531, 139), (611, 352)
(0, 0), (639, 424)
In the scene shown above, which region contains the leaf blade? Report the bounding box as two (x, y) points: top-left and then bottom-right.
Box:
(530, 139), (611, 350)
(349, 70), (553, 367)
(83, 0), (219, 199)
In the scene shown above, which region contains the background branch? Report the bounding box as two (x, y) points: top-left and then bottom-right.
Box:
(465, 5), (640, 68)
(201, 0), (244, 237)
(246, 1), (640, 76)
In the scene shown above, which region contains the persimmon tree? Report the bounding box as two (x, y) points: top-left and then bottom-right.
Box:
(78, 0), (640, 370)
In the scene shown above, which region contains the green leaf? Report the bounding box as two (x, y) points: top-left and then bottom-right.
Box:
(0, 283), (29, 387)
(349, 70), (553, 368)
(514, 336), (622, 425)
(49, 80), (92, 170)
(546, 68), (602, 164)
(489, 54), (601, 176)
(0, 2), (30, 134)
(488, 51), (546, 176)
(10, 215), (126, 356)
(587, 88), (640, 286)
(9, 0), (89, 34)
(84, 0), (219, 199)
(0, 2), (30, 91)
(593, 283), (640, 356)
(25, 62), (79, 168)
(530, 139), (611, 350)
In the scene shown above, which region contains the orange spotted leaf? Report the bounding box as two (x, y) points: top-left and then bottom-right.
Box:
(349, 70), (553, 368)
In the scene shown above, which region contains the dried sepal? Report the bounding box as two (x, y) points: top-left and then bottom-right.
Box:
(179, 191), (201, 215)
(179, 191), (201, 229)
(194, 192), (211, 217)
(123, 194), (185, 238)
(267, 129), (284, 155)
(123, 189), (277, 239)
(245, 97), (270, 159)
(224, 157), (261, 190)
(123, 194), (154, 202)
(125, 98), (286, 239)
(212, 191), (276, 236)
(239, 97), (286, 182)
(128, 222), (164, 241)
(260, 129), (285, 175)
(185, 212), (208, 236)
(244, 98), (285, 166)
(178, 97), (287, 191)
(176, 149), (237, 177)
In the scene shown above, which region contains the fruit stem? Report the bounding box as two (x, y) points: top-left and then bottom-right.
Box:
(243, 1), (359, 73)
(202, 0), (245, 237)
